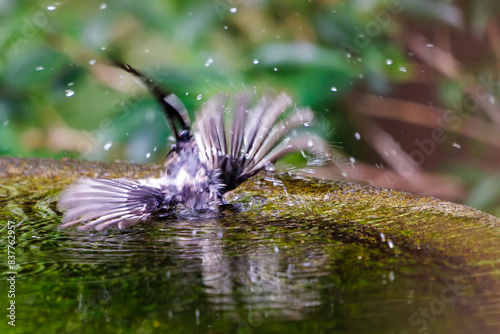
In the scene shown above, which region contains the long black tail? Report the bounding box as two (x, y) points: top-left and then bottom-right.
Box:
(114, 61), (192, 141)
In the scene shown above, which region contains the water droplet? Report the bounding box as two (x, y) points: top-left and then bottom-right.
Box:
(3, 120), (9, 127)
(265, 164), (275, 171)
(398, 66), (407, 72)
(307, 139), (314, 147)
(426, 43), (434, 48)
(153, 146), (157, 152)
(274, 246), (279, 253)
(35, 66), (44, 71)
(388, 271), (395, 281)
(204, 58), (214, 67)
(452, 142), (461, 149)
(65, 89), (75, 97)
(224, 25), (228, 30)
(185, 92), (189, 96)
(103, 142), (112, 151)
(274, 67), (278, 72)
(230, 7), (237, 13)
(100, 3), (107, 10)
(145, 152), (151, 158)
(330, 86), (337, 92)
(67, 82), (74, 86)
(88, 59), (96, 65)
(354, 132), (361, 140)
(145, 49), (149, 53)
(196, 94), (203, 101)
(388, 240), (394, 248)
(386, 58), (393, 65)
(47, 5), (56, 11)
(380, 233), (385, 242)
(101, 46), (106, 50)
(253, 59), (259, 65)
(349, 157), (356, 163)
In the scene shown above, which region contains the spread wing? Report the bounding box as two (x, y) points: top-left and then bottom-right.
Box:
(57, 63), (191, 231)
(58, 178), (176, 231)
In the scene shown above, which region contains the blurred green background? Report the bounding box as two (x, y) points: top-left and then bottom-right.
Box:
(2, 0), (500, 215)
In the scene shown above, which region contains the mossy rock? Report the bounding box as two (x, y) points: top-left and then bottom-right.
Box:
(1, 156), (499, 334)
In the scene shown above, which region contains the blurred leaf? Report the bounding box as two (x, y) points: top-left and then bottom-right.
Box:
(466, 174), (500, 212)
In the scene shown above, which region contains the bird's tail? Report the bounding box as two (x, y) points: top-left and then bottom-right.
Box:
(193, 92), (329, 192)
(114, 61), (192, 142)
(58, 178), (173, 231)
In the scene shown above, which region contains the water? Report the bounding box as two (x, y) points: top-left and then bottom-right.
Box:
(1, 159), (500, 334)
(2, 213), (498, 333)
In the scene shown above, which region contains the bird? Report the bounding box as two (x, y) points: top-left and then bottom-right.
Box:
(58, 63), (327, 231)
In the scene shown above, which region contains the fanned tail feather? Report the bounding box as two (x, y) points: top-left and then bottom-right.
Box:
(194, 92), (327, 192)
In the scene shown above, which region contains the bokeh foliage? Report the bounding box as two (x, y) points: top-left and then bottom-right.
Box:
(2, 0), (500, 214)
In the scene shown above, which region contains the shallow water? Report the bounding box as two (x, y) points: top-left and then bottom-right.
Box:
(1, 209), (498, 334)
(1, 159), (500, 333)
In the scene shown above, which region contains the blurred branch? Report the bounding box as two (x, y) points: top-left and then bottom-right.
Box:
(407, 32), (459, 78)
(348, 100), (466, 201)
(486, 20), (500, 70)
(407, 32), (500, 125)
(353, 95), (500, 149)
